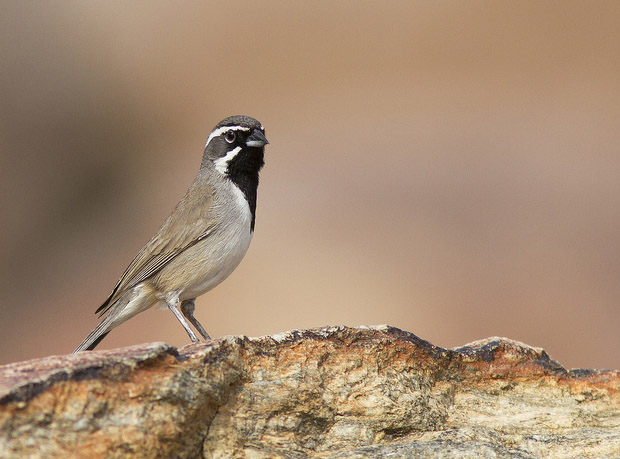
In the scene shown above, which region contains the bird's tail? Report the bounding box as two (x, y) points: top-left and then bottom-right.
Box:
(74, 286), (155, 353)
(73, 315), (115, 352)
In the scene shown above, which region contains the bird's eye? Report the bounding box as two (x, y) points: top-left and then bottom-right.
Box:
(224, 130), (236, 143)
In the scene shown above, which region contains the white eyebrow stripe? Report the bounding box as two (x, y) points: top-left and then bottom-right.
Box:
(213, 146), (242, 174)
(205, 126), (250, 148)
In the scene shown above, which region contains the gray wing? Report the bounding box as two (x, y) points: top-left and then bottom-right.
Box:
(96, 181), (215, 316)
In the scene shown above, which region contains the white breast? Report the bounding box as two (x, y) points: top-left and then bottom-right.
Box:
(177, 181), (254, 300)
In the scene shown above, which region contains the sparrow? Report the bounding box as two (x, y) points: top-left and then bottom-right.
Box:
(74, 115), (268, 352)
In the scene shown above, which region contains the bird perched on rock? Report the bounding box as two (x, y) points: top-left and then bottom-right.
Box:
(74, 115), (268, 352)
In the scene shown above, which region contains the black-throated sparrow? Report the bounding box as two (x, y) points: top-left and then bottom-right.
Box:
(74, 115), (268, 352)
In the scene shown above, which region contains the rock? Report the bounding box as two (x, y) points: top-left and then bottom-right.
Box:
(0, 325), (619, 458)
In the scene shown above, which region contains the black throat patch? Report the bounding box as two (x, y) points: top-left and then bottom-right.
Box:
(225, 148), (265, 231)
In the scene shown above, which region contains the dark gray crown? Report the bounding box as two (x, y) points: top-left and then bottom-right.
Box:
(214, 115), (263, 131)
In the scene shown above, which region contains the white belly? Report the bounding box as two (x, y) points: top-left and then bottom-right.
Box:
(181, 220), (253, 299)
(155, 182), (254, 301)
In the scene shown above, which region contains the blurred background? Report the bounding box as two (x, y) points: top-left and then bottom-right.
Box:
(1, 1), (619, 369)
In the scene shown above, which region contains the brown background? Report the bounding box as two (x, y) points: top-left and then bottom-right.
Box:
(1, 2), (619, 369)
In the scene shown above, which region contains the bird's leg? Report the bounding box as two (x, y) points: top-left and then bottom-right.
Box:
(166, 293), (199, 342)
(181, 298), (212, 340)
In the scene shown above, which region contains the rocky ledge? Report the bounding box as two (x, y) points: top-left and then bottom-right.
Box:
(1, 325), (619, 458)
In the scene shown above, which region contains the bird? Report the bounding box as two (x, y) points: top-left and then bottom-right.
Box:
(74, 115), (268, 352)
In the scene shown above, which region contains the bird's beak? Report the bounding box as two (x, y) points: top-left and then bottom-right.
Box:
(246, 129), (269, 148)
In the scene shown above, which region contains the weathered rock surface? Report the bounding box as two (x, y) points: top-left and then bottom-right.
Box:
(1, 325), (619, 458)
